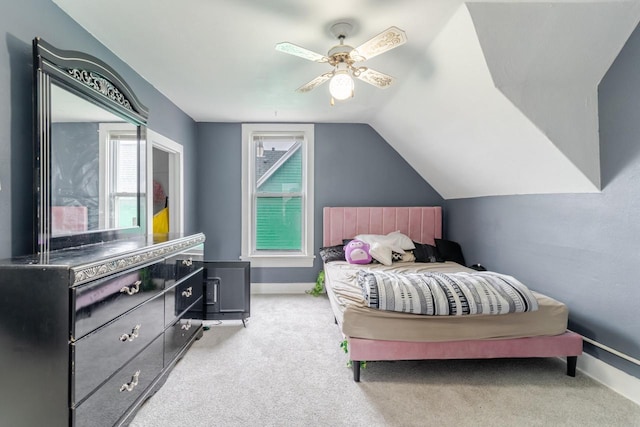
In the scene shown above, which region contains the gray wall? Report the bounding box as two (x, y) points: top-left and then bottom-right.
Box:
(445, 24), (640, 379)
(0, 0), (198, 258)
(196, 122), (444, 283)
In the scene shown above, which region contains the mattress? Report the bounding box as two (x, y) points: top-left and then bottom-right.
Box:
(324, 261), (568, 342)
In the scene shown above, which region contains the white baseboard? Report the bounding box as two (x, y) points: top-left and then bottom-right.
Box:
(576, 352), (640, 406)
(250, 282), (315, 294)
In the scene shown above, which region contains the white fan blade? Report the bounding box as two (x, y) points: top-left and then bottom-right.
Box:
(355, 68), (395, 89)
(296, 72), (333, 93)
(350, 26), (407, 62)
(275, 42), (329, 63)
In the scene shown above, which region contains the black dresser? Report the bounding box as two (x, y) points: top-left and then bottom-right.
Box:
(0, 233), (206, 426)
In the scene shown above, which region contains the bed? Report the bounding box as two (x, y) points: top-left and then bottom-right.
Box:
(322, 206), (583, 382)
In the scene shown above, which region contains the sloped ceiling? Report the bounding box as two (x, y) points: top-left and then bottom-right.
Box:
(374, 2), (640, 198)
(52, 0), (640, 199)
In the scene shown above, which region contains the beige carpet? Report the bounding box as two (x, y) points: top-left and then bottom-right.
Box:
(130, 294), (640, 427)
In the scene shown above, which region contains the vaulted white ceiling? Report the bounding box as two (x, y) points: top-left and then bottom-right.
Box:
(52, 0), (640, 199)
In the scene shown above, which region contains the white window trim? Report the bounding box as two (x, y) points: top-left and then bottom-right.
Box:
(146, 129), (184, 235)
(241, 123), (315, 268)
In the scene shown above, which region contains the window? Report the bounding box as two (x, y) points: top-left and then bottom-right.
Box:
(99, 123), (142, 230)
(241, 124), (314, 267)
(110, 135), (139, 228)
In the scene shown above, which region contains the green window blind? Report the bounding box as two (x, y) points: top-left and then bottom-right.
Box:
(115, 196), (138, 228)
(255, 197), (302, 250)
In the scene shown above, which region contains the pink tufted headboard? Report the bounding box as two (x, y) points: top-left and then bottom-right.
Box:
(323, 207), (442, 247)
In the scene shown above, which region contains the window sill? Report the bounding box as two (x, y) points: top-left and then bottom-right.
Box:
(240, 254), (315, 268)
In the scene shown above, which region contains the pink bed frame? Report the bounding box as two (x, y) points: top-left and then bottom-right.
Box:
(323, 206), (583, 382)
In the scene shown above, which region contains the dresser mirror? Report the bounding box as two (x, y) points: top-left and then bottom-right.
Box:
(33, 38), (149, 253)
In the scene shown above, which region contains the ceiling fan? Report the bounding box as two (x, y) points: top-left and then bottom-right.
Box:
(275, 22), (407, 105)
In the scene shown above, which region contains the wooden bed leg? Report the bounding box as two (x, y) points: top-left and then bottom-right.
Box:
(352, 361), (360, 382)
(567, 356), (577, 377)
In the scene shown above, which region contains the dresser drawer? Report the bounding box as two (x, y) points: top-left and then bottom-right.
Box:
(164, 268), (203, 327)
(73, 335), (164, 427)
(73, 262), (165, 339)
(164, 315), (203, 367)
(165, 250), (202, 287)
(73, 294), (164, 404)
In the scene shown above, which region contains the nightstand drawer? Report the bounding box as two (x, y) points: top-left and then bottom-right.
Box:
(73, 262), (165, 339)
(74, 335), (164, 427)
(73, 293), (164, 404)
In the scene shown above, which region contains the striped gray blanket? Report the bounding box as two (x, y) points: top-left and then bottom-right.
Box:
(357, 270), (538, 315)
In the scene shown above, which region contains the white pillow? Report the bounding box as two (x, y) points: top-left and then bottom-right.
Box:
(355, 234), (404, 253)
(369, 242), (393, 266)
(387, 231), (415, 250)
(355, 231), (415, 254)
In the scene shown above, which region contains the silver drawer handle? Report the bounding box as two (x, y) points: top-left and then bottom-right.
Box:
(181, 286), (193, 298)
(120, 280), (141, 296)
(182, 258), (193, 267)
(119, 324), (141, 342)
(119, 370), (140, 392)
(181, 320), (192, 331)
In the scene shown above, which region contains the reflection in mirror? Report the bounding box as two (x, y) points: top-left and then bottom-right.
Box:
(34, 37), (149, 253)
(50, 84), (139, 237)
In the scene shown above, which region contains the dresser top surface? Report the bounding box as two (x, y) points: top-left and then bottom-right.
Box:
(0, 233), (205, 270)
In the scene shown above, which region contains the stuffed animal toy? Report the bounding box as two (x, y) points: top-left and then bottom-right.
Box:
(344, 239), (372, 264)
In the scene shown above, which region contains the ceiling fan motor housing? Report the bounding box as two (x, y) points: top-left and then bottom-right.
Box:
(328, 45), (355, 67)
(329, 21), (354, 40)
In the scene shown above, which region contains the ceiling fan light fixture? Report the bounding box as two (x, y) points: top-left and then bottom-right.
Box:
(276, 23), (407, 103)
(329, 67), (354, 101)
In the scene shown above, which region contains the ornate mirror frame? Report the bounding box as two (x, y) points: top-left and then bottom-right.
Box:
(33, 37), (149, 254)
